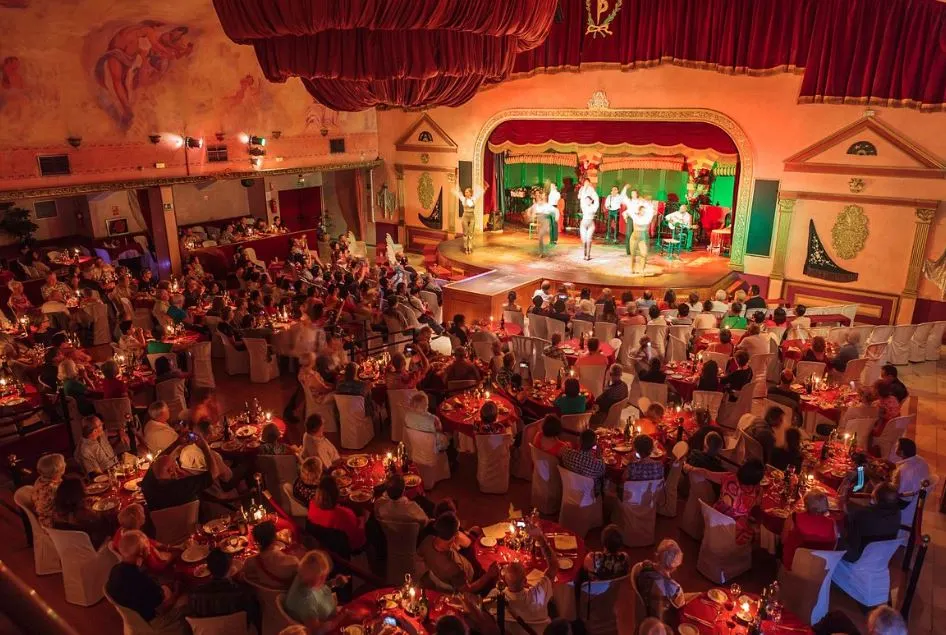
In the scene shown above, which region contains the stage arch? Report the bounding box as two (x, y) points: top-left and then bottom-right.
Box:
(471, 106), (755, 270)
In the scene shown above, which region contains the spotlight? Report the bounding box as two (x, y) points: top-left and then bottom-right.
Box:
(250, 156), (263, 168)
(237, 132), (249, 144)
(148, 134), (161, 145)
(184, 137), (203, 149)
(66, 136), (82, 149)
(248, 146), (266, 157)
(271, 130), (282, 139)
(215, 131), (225, 142)
(248, 135), (266, 146)
(297, 174), (306, 186)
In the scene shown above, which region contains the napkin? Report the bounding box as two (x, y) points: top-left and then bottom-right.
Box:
(553, 535), (578, 551)
(482, 523), (510, 540)
(508, 504), (522, 520)
(526, 569), (546, 587)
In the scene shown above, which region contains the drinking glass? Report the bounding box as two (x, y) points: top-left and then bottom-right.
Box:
(729, 583), (741, 600)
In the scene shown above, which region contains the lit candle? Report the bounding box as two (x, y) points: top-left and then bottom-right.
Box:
(146, 453), (153, 462)
(636, 425), (641, 435)
(490, 315), (494, 323)
(265, 411), (272, 422)
(741, 601), (750, 615)
(806, 473), (814, 484)
(843, 433), (850, 442)
(485, 390), (491, 399)
(569, 369), (575, 377)
(409, 587), (416, 599)
(509, 523), (516, 534)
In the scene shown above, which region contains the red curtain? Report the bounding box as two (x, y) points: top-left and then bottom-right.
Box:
(800, 0), (946, 111)
(213, 0), (559, 110)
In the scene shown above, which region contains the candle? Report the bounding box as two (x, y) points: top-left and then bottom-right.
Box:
(146, 453), (153, 462)
(409, 587), (416, 599)
(265, 411), (272, 422)
(509, 523), (516, 534)
(843, 433), (850, 442)
(741, 601), (750, 615)
(636, 425), (641, 435)
(485, 390), (491, 399)
(806, 473), (814, 484)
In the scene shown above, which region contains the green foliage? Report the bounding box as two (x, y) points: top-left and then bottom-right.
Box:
(0, 207), (38, 243)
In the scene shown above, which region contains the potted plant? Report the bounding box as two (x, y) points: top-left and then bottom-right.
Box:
(0, 207), (38, 246)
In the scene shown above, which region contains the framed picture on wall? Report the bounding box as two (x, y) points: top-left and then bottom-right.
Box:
(106, 217), (130, 236)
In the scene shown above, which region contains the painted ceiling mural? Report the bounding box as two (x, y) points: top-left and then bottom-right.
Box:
(0, 0), (376, 146)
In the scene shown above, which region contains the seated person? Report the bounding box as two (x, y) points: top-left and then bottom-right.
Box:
(293, 457), (323, 506)
(721, 302), (748, 330)
(803, 336), (830, 363)
(100, 360), (128, 399)
(560, 429), (606, 482)
(404, 392), (451, 452)
(374, 473), (429, 527)
(781, 490), (838, 571)
(111, 504), (172, 574)
(691, 300), (717, 330)
(495, 352), (518, 389)
(418, 512), (497, 593)
(52, 475), (113, 548)
(737, 323), (769, 358)
(575, 337), (609, 368)
(721, 349), (753, 398)
(143, 400), (178, 456)
(870, 382), (902, 446)
(141, 433), (219, 511)
(770, 426), (803, 472)
(832, 331), (861, 372)
(842, 483), (901, 562)
(591, 364), (630, 426)
(687, 429), (725, 472)
(768, 369), (801, 406)
(624, 434), (665, 482)
(635, 539), (696, 626)
(792, 304), (811, 330)
(107, 531), (186, 631)
(492, 527), (558, 630)
(301, 414), (340, 467)
(59, 358), (94, 415)
(695, 360), (720, 391)
(189, 549), (260, 631)
(875, 364), (908, 404)
(745, 407), (785, 464)
(307, 476), (366, 551)
(75, 415), (124, 476)
(117, 321), (147, 359)
(503, 291), (522, 314)
(687, 459), (764, 545)
(447, 314), (470, 347)
(531, 414), (572, 457)
(284, 550), (345, 631)
(444, 347), (481, 385)
(259, 422), (295, 456)
(543, 333), (568, 362)
(638, 357), (666, 384)
(32, 453), (66, 527)
(242, 521), (300, 589)
(583, 524), (630, 580)
(708, 328), (735, 356)
(554, 377), (587, 415)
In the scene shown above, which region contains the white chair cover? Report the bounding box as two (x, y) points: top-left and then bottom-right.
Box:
(600, 398), (629, 429)
(702, 351), (730, 372)
(614, 479), (662, 546)
(528, 314), (548, 340)
(244, 579), (292, 635)
(404, 427), (450, 489)
(93, 397), (133, 436)
(540, 355), (564, 381)
(475, 433), (513, 493)
(561, 412), (592, 435)
(301, 383), (338, 433)
(420, 291), (442, 324)
(577, 365), (607, 398)
(530, 445), (562, 515)
(619, 325), (646, 365)
(838, 418), (876, 446)
(208, 326), (226, 359)
(908, 322), (934, 362)
(243, 247), (265, 268)
(644, 325), (668, 359)
(691, 391), (723, 419)
(46, 527), (118, 606)
(150, 500), (200, 545)
(593, 322), (618, 343)
(826, 327), (849, 345)
(888, 324), (916, 365)
(658, 456), (685, 518)
(472, 340), (494, 363)
(638, 381), (668, 406)
(925, 321), (946, 361)
(867, 325), (894, 346)
(748, 353), (775, 379)
(279, 482), (308, 520)
(862, 342), (889, 385)
(666, 331), (688, 363)
(578, 577), (623, 635)
(244, 338), (280, 383)
(558, 467), (603, 539)
(794, 361), (826, 384)
(380, 520), (421, 585)
(717, 382), (755, 430)
(832, 539), (901, 607)
(88, 302), (111, 346)
(155, 378), (187, 422)
(105, 589), (180, 635)
(513, 420), (540, 480)
(334, 394), (374, 450)
(875, 414), (914, 461)
(778, 548), (846, 625)
(840, 358), (868, 386)
(257, 455), (300, 512)
(221, 335), (250, 375)
(571, 319), (594, 339)
(186, 612), (248, 635)
(621, 563), (648, 634)
(190, 341), (215, 389)
(387, 389), (420, 443)
(696, 500), (752, 583)
(13, 486), (61, 575)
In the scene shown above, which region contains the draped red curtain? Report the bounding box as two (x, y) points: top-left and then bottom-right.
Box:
(213, 0), (559, 110)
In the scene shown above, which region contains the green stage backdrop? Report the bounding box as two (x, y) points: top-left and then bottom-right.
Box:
(503, 164), (690, 201)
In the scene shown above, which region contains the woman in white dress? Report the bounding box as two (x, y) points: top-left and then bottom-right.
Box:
(527, 188), (555, 258)
(578, 179), (600, 261)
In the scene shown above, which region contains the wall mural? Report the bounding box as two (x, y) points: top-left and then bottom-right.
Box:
(831, 204), (869, 260)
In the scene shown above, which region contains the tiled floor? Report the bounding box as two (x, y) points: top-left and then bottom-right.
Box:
(0, 357), (940, 634)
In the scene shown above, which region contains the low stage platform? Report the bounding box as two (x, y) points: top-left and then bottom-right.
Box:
(439, 229), (741, 323)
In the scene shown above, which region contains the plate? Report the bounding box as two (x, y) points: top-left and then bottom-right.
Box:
(670, 373), (684, 380)
(341, 627), (365, 635)
(349, 489), (372, 503)
(235, 425), (257, 438)
(181, 544), (209, 563)
(339, 487), (351, 498)
(85, 481), (110, 495)
(93, 474), (110, 483)
(91, 498), (118, 512)
(404, 474), (422, 488)
(123, 478), (142, 492)
(346, 455), (369, 469)
(759, 478), (770, 487)
(558, 558), (573, 570)
(138, 461), (150, 472)
(222, 440), (242, 451)
(219, 535), (248, 554)
(209, 441), (223, 449)
(332, 468), (348, 478)
(193, 564), (210, 578)
(1, 397), (25, 406)
(613, 444), (633, 453)
(678, 624), (700, 635)
(707, 588), (728, 604)
(336, 476), (353, 488)
(480, 536), (497, 547)
(203, 518), (230, 534)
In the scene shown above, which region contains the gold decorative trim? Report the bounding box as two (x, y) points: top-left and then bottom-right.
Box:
(831, 205), (869, 260)
(0, 159), (382, 202)
(395, 164), (455, 174)
(777, 190), (939, 209)
(904, 208), (937, 298)
(471, 107), (754, 269)
(770, 198), (797, 280)
(394, 113), (458, 151)
(916, 208), (936, 223)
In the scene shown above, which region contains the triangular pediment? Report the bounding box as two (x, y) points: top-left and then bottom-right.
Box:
(784, 115), (946, 178)
(395, 114), (458, 153)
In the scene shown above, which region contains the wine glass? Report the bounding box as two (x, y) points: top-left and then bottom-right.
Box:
(729, 583), (741, 600)
(768, 601), (783, 624)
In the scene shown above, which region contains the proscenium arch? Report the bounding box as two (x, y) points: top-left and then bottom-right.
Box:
(471, 107), (755, 270)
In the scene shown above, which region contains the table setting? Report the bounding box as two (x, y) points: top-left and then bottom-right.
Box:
(790, 380), (862, 421)
(437, 389), (517, 437)
(781, 339), (839, 362)
(694, 332), (743, 353)
(679, 582), (812, 634)
(331, 447), (423, 511)
(341, 584), (453, 634)
(473, 516), (585, 587)
(209, 401), (287, 456)
(759, 465), (844, 536)
(665, 360), (724, 403)
(521, 378), (594, 416)
(561, 338), (615, 366)
(83, 456), (151, 515)
(472, 316), (522, 341)
(595, 425), (667, 481)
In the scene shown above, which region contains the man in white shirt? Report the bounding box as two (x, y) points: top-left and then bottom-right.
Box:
(143, 401), (178, 455)
(711, 289), (729, 314)
(495, 525), (558, 630)
(302, 413), (340, 468)
(374, 474), (429, 527)
(691, 301), (718, 330)
(76, 416), (123, 475)
(532, 280), (553, 305)
(404, 392), (449, 451)
(792, 304), (811, 330)
(893, 438), (930, 495)
(737, 323), (771, 358)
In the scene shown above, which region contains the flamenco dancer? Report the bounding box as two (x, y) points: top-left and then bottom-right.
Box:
(604, 184), (628, 243)
(578, 179), (599, 260)
(547, 183), (562, 246)
(528, 188), (556, 258)
(624, 194), (655, 274)
(453, 183), (487, 254)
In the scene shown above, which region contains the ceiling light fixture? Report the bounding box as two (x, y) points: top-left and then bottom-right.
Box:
(184, 136), (203, 149)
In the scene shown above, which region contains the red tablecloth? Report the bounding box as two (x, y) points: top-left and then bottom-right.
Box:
(341, 588), (452, 633)
(521, 379), (594, 417)
(698, 205), (728, 233)
(210, 415), (288, 457)
(473, 519), (585, 586)
(0, 384), (42, 413)
(759, 466), (844, 536)
(694, 332), (743, 353)
(665, 361), (725, 403)
(595, 427), (668, 482)
(438, 392), (517, 438)
(793, 384), (861, 422)
(562, 339), (615, 366)
(484, 322), (522, 340)
(330, 455), (423, 512)
(165, 331), (205, 352)
(680, 590), (813, 635)
(781, 339), (839, 362)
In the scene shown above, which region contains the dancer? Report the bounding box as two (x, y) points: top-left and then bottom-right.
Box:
(604, 184), (628, 243)
(624, 190), (642, 255)
(578, 179), (600, 261)
(528, 189), (556, 258)
(547, 183), (561, 246)
(452, 183), (487, 255)
(624, 194), (655, 274)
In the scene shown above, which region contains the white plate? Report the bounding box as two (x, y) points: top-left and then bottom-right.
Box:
(123, 478), (142, 492)
(193, 564), (210, 578)
(91, 498), (118, 512)
(85, 482), (110, 495)
(181, 545), (209, 563)
(558, 558), (573, 570)
(203, 518), (230, 534)
(93, 474), (110, 483)
(678, 624), (700, 635)
(219, 536), (248, 554)
(706, 588), (728, 604)
(479, 536), (497, 548)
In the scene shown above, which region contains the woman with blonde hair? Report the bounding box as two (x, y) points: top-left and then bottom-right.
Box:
(7, 280), (33, 315)
(110, 503), (171, 573)
(292, 457), (323, 505)
(32, 453), (65, 527)
(298, 352), (334, 404)
(634, 539), (698, 626)
(284, 549), (344, 630)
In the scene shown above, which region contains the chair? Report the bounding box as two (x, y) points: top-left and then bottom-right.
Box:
(696, 500), (752, 583)
(243, 247), (265, 268)
(558, 467), (603, 539)
(530, 445), (562, 515)
(244, 579), (292, 635)
(680, 470), (717, 540)
(826, 327), (849, 346)
(146, 353), (176, 373)
(571, 319), (594, 339)
(600, 398), (629, 429)
(510, 336), (537, 368)
(623, 563), (649, 633)
(540, 355), (564, 381)
(446, 379), (477, 392)
(867, 325), (894, 347)
(925, 320), (946, 361)
(279, 482), (307, 520)
(778, 549), (846, 625)
(665, 327), (689, 363)
(658, 449), (687, 518)
(208, 327), (226, 359)
(748, 353), (775, 379)
(301, 383), (338, 433)
(840, 357), (868, 385)
(644, 325), (668, 359)
(577, 364), (607, 398)
(379, 520), (421, 585)
(908, 322), (934, 362)
(875, 414), (914, 461)
(832, 539), (902, 607)
(794, 361), (826, 384)
(404, 427), (450, 489)
(593, 321), (617, 343)
(87, 302), (111, 346)
(190, 341), (214, 389)
(334, 395), (374, 449)
(702, 351), (730, 371)
(93, 397), (133, 437)
(46, 527), (117, 606)
(105, 589), (179, 635)
(577, 577), (623, 635)
(638, 381), (668, 406)
(155, 378), (187, 422)
(220, 335), (250, 375)
(528, 314), (548, 340)
(561, 412), (592, 435)
(13, 486), (61, 575)
(257, 454), (299, 512)
(472, 340), (494, 363)
(244, 338), (280, 383)
(386, 233), (404, 261)
(503, 309), (524, 330)
(419, 290), (442, 324)
(619, 325), (646, 365)
(614, 479), (662, 547)
(186, 612), (248, 635)
(888, 324), (916, 365)
(475, 433), (513, 494)
(691, 391), (723, 419)
(150, 500), (200, 546)
(387, 389), (420, 443)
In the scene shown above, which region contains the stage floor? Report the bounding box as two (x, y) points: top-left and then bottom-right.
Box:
(438, 229), (735, 290)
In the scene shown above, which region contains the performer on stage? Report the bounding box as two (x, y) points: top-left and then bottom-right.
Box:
(547, 183), (562, 246)
(624, 192), (655, 274)
(528, 189), (556, 258)
(624, 190), (643, 255)
(578, 179), (599, 261)
(665, 204), (693, 250)
(453, 183), (487, 255)
(604, 184), (628, 243)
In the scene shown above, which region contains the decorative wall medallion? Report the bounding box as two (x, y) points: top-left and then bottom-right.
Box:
(585, 0), (623, 38)
(587, 89), (611, 111)
(417, 131), (433, 142)
(420, 153), (430, 164)
(831, 205), (869, 260)
(446, 172), (456, 183)
(848, 177), (865, 193)
(417, 172), (434, 210)
(846, 141), (877, 156)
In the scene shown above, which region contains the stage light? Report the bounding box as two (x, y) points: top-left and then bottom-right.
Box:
(237, 132), (250, 144)
(215, 131), (225, 142)
(250, 156), (263, 168)
(184, 137), (203, 149)
(66, 136), (82, 149)
(248, 135), (266, 146)
(168, 134), (184, 149)
(148, 134), (161, 145)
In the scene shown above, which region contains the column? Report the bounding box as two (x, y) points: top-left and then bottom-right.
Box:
(897, 207), (937, 323)
(144, 186), (182, 279)
(768, 197), (796, 299)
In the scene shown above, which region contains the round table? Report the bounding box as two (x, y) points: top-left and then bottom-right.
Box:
(87, 366), (157, 396)
(472, 519), (586, 587)
(83, 462), (150, 517)
(665, 361), (724, 403)
(759, 466), (844, 535)
(438, 391), (517, 438)
(804, 441), (893, 490)
(0, 384), (42, 413)
(480, 322), (522, 340)
(330, 454), (423, 512)
(781, 339), (839, 362)
(694, 332), (743, 353)
(209, 414), (288, 457)
(561, 339), (615, 366)
(680, 589), (813, 634)
(521, 378), (595, 417)
(793, 384), (862, 422)
(595, 427), (668, 482)
(341, 588), (453, 633)
(164, 331), (205, 352)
